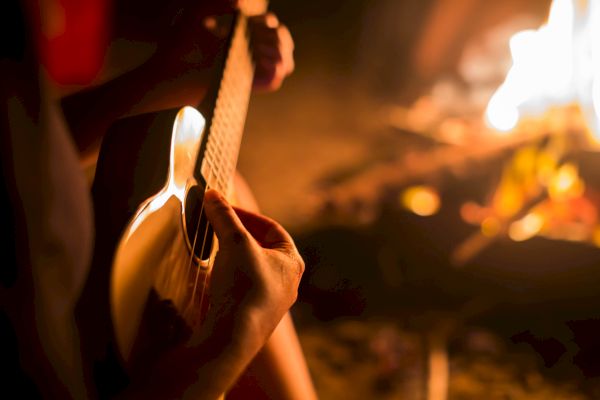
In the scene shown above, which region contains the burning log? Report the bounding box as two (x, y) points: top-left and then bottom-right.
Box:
(316, 122), (558, 226)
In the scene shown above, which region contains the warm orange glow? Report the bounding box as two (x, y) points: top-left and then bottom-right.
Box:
(593, 226), (600, 247)
(492, 179), (523, 218)
(481, 217), (500, 237)
(547, 163), (584, 200)
(486, 0), (600, 139)
(536, 151), (558, 186)
(401, 186), (441, 216)
(509, 212), (545, 242)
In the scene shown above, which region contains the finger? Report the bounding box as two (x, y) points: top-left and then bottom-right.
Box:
(253, 64), (283, 91)
(203, 190), (249, 246)
(249, 12), (279, 29)
(249, 21), (294, 51)
(249, 14), (290, 51)
(249, 17), (294, 62)
(277, 24), (295, 53)
(254, 43), (283, 62)
(249, 22), (279, 39)
(232, 207), (296, 251)
(253, 53), (292, 91)
(274, 25), (294, 73)
(252, 26), (294, 73)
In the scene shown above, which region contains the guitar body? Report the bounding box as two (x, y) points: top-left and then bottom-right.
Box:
(77, 107), (215, 393)
(108, 106), (212, 359)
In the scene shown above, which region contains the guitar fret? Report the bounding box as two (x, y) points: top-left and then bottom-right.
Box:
(198, 11), (260, 195)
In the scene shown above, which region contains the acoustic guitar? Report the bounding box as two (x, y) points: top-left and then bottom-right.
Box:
(76, 0), (273, 394)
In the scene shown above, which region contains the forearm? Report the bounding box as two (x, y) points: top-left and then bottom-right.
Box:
(118, 307), (270, 400)
(228, 313), (317, 400)
(61, 55), (212, 156)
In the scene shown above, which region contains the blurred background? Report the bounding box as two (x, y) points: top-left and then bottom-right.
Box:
(239, 0), (600, 398)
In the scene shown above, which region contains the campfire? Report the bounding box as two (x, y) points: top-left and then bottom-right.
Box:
(460, 0), (600, 263)
(270, 1), (600, 398)
(486, 0), (600, 137)
(264, 1), (600, 398)
(319, 0), (600, 267)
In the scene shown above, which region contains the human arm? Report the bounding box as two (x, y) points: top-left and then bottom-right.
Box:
(60, 4), (294, 157)
(225, 173), (317, 400)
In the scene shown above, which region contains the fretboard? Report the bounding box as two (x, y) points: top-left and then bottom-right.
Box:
(198, 1), (267, 197)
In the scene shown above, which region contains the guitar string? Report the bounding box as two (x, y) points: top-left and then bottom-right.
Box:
(195, 224), (214, 323)
(187, 35), (238, 321)
(182, 179), (209, 318)
(187, 164), (224, 321)
(184, 13), (250, 324)
(189, 182), (214, 318)
(187, 129), (236, 321)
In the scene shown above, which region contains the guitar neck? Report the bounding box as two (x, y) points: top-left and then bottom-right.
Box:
(196, 1), (267, 198)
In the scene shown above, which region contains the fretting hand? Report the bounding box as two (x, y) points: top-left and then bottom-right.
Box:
(115, 0), (294, 94)
(249, 13), (295, 92)
(62, 0), (295, 154)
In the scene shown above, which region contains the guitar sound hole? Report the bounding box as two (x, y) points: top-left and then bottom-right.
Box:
(184, 185), (214, 263)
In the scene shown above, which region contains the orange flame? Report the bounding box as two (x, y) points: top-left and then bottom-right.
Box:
(486, 0), (600, 139)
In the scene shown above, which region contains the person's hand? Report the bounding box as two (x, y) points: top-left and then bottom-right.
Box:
(114, 1), (294, 92)
(118, 190), (304, 399)
(249, 13), (295, 92)
(158, 8), (295, 93)
(200, 189), (304, 346)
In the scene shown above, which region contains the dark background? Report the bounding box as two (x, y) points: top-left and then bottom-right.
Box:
(238, 0), (600, 397)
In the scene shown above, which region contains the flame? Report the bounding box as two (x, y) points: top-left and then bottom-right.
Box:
(509, 212), (545, 242)
(547, 162), (585, 200)
(460, 137), (592, 244)
(486, 0), (600, 138)
(481, 216), (501, 237)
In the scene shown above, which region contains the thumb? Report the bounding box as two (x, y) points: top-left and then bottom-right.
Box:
(233, 207), (296, 252)
(203, 189), (248, 247)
